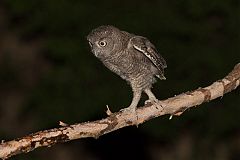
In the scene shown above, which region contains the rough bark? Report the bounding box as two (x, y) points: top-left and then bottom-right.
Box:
(0, 63), (240, 159)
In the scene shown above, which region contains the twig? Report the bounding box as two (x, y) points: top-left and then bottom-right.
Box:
(0, 63), (239, 159)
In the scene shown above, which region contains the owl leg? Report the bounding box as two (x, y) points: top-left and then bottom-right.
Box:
(120, 90), (141, 118)
(144, 88), (157, 102)
(128, 90), (142, 111)
(144, 88), (163, 109)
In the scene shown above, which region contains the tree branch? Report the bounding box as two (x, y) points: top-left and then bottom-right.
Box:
(1, 63), (240, 159)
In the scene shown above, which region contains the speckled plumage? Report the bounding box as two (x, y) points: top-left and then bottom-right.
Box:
(87, 25), (167, 115)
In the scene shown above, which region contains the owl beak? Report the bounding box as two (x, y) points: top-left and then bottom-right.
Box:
(88, 41), (93, 48)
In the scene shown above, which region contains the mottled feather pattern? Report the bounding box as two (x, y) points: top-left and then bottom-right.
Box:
(130, 36), (166, 79)
(87, 25), (167, 114)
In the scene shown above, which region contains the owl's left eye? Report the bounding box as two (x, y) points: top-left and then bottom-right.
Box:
(99, 41), (107, 47)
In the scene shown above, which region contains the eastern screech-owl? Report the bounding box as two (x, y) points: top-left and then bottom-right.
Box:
(87, 25), (167, 115)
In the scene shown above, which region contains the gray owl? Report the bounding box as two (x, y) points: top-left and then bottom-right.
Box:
(87, 25), (167, 116)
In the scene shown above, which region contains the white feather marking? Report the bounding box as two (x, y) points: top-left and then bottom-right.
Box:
(133, 45), (154, 60)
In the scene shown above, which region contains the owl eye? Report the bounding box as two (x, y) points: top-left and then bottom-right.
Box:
(99, 41), (107, 47)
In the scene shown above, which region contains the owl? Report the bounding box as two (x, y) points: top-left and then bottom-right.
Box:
(87, 25), (167, 116)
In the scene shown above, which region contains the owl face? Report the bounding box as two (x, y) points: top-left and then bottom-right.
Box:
(87, 25), (121, 59)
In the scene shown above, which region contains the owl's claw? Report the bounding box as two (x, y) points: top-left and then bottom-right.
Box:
(145, 99), (154, 105)
(145, 98), (164, 110)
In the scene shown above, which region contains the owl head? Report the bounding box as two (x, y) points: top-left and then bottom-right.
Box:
(87, 25), (123, 59)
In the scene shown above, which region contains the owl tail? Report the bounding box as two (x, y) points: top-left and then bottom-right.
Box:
(156, 74), (166, 80)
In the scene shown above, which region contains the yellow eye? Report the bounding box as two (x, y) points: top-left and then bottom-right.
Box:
(99, 41), (107, 47)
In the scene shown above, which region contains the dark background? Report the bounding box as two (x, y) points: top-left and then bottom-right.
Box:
(0, 0), (239, 159)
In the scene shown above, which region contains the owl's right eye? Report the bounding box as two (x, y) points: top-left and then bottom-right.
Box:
(98, 41), (107, 47)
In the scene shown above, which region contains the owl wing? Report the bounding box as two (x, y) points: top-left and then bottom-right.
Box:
(130, 36), (167, 79)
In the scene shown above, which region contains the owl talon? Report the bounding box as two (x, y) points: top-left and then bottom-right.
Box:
(144, 99), (158, 105)
(145, 99), (164, 110)
(144, 99), (151, 105)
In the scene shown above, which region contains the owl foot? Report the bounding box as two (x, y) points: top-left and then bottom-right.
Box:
(144, 88), (164, 110)
(120, 107), (138, 123)
(145, 98), (164, 111)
